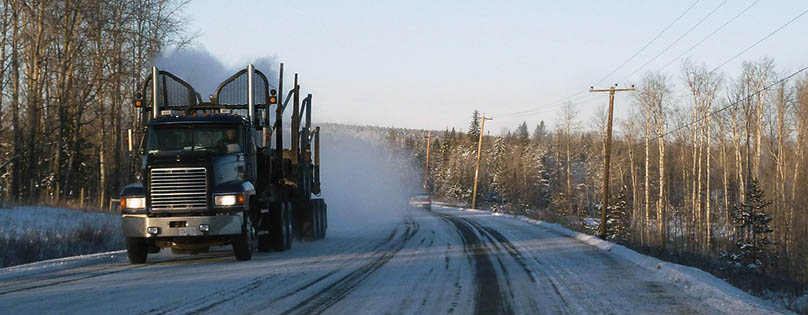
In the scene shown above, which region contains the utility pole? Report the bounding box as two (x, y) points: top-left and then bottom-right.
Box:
(472, 116), (493, 210)
(424, 131), (432, 192)
(590, 85), (634, 238)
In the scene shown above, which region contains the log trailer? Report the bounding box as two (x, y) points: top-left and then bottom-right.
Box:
(119, 63), (326, 263)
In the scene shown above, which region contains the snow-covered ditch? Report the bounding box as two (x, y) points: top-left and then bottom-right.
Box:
(0, 206), (123, 268)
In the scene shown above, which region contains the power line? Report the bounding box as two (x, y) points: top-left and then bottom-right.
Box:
(708, 7), (808, 75)
(592, 0), (701, 87)
(619, 0), (729, 84)
(503, 2), (807, 122)
(502, 90), (589, 117)
(502, 1), (701, 118)
(665, 64), (808, 137)
(663, 5), (808, 105)
(656, 0), (761, 73)
(504, 92), (598, 118)
(524, 95), (599, 117)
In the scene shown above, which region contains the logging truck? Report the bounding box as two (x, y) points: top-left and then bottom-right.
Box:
(119, 64), (326, 263)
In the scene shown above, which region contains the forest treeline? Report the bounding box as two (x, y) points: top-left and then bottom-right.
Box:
(0, 0), (190, 208)
(384, 58), (808, 289)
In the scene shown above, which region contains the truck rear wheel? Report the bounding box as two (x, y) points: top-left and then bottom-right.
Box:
(317, 199), (327, 239)
(320, 202), (328, 238)
(271, 203), (289, 251)
(315, 201), (325, 239)
(284, 202), (294, 250)
(232, 212), (256, 261)
(312, 202), (322, 240)
(126, 237), (148, 264)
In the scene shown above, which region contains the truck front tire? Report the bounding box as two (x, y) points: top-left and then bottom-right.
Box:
(232, 213), (256, 261)
(126, 237), (148, 264)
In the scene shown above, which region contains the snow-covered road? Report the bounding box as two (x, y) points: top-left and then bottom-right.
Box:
(0, 205), (786, 314)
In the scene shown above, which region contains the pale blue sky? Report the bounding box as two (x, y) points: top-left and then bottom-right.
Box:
(183, 0), (808, 134)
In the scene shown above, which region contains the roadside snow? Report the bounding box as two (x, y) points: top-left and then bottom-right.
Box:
(0, 206), (123, 268)
(0, 206), (119, 238)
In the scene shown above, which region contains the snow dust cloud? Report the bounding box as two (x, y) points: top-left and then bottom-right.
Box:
(153, 47), (278, 99)
(319, 126), (420, 234)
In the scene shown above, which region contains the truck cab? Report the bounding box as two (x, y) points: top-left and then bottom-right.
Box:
(120, 115), (260, 262)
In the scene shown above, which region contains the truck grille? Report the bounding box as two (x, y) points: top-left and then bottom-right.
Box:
(150, 167), (208, 210)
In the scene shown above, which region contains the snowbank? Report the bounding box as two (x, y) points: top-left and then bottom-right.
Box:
(0, 206), (123, 268)
(0, 206), (119, 237)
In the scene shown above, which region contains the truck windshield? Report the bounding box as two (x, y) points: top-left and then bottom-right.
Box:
(147, 125), (242, 154)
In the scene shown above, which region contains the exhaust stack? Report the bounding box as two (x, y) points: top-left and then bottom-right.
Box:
(291, 73), (299, 165)
(247, 64), (255, 125)
(152, 66), (160, 119)
(276, 63), (284, 151)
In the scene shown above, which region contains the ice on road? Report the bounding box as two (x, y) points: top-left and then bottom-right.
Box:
(0, 205), (785, 314)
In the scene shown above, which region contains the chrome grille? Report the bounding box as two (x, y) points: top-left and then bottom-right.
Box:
(150, 167), (208, 210)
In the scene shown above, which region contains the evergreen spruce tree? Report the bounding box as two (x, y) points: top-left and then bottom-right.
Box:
(516, 121), (530, 144)
(606, 188), (630, 241)
(726, 179), (776, 275)
(468, 110), (481, 143)
(536, 151), (553, 209)
(532, 121), (547, 146)
(488, 137), (507, 209)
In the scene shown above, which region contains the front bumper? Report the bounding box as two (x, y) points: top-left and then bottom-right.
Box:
(122, 214), (243, 238)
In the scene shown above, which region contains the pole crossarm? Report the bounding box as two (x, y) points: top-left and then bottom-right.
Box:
(589, 87), (637, 93)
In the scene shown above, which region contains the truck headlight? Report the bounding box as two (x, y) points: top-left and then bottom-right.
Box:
(214, 193), (244, 207)
(122, 196), (146, 209)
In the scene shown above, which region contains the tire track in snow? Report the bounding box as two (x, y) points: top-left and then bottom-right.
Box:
(282, 218), (419, 315)
(0, 253), (230, 297)
(480, 213), (707, 314)
(476, 223), (574, 313)
(0, 263), (148, 296)
(268, 226), (403, 302)
(0, 261), (131, 290)
(148, 227), (403, 315)
(436, 213), (513, 315)
(0, 252), (236, 297)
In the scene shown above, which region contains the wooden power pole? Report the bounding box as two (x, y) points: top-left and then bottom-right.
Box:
(424, 131), (431, 192)
(472, 116), (493, 210)
(590, 85), (634, 238)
